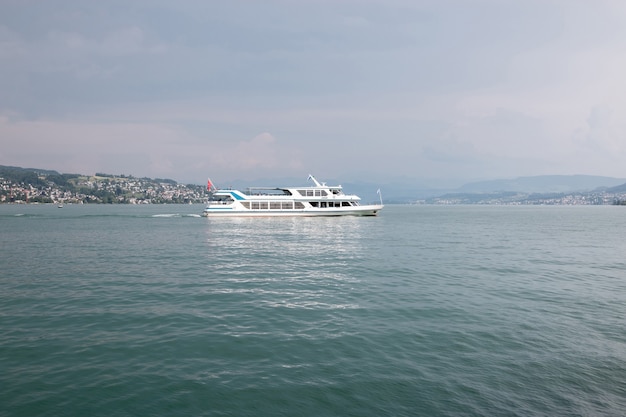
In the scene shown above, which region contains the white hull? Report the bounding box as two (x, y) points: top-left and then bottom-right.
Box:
(202, 204), (383, 217)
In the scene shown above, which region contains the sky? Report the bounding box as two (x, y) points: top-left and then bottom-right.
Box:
(1, 0), (626, 186)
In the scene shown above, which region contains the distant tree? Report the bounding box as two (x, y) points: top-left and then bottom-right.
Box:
(47, 174), (71, 188)
(155, 178), (177, 185)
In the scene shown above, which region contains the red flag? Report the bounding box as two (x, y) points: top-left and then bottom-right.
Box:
(207, 178), (214, 191)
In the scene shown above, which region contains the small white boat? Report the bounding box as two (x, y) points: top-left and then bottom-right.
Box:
(202, 175), (383, 217)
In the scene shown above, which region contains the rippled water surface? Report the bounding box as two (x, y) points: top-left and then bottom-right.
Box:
(1, 204), (625, 416)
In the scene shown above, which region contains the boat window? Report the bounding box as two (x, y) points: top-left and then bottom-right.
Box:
(310, 202), (319, 207)
(211, 195), (234, 204)
(281, 202), (293, 209)
(298, 189), (327, 196)
(270, 202), (281, 209)
(251, 202), (264, 209)
(250, 202), (269, 209)
(342, 202), (351, 207)
(294, 202), (305, 209)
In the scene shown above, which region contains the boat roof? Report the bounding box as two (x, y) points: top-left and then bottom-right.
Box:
(246, 184), (342, 191)
(210, 175), (345, 193)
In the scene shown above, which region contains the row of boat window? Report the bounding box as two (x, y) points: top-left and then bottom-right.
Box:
(310, 201), (354, 207)
(298, 190), (328, 197)
(238, 201), (355, 210)
(242, 202), (305, 209)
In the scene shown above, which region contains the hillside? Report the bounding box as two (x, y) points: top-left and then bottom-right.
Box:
(457, 175), (626, 194)
(3, 165), (626, 205)
(0, 165), (207, 204)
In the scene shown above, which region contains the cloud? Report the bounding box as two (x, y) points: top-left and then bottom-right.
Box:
(233, 133), (278, 170)
(204, 133), (304, 180)
(2, 0), (626, 183)
(0, 117), (182, 175)
(578, 105), (626, 156)
(0, 113), (311, 182)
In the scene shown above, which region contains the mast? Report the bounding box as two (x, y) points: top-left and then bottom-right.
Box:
(307, 174), (323, 187)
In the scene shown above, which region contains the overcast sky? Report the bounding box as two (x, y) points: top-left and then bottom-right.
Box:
(1, 0), (625, 186)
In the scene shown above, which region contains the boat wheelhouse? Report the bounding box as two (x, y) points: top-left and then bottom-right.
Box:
(202, 175), (383, 217)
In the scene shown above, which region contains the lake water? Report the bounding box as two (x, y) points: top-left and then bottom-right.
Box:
(1, 204), (625, 416)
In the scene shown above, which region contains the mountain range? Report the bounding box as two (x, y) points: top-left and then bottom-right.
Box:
(455, 175), (626, 194)
(2, 165), (625, 204)
(212, 174), (626, 204)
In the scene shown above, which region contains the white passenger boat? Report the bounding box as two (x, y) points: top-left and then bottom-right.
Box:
(202, 175), (383, 217)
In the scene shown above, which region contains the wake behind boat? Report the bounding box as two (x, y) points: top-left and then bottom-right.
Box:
(202, 175), (383, 217)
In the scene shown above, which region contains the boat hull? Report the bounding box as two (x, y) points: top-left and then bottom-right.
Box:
(202, 204), (383, 217)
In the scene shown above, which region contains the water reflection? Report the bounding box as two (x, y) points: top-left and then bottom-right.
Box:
(202, 216), (369, 312)
(205, 216), (366, 260)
